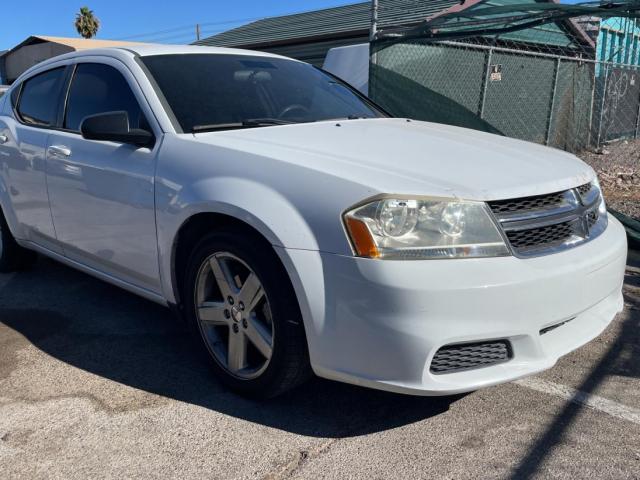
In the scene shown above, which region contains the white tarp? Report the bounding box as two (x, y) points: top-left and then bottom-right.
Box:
(323, 43), (370, 95)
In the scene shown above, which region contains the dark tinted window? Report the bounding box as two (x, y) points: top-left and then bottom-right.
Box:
(141, 54), (383, 132)
(17, 68), (66, 126)
(64, 63), (146, 132)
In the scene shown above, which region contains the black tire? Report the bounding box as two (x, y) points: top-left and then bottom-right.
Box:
(183, 228), (312, 398)
(0, 209), (37, 273)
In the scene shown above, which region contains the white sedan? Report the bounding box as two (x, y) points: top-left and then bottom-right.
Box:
(0, 45), (627, 398)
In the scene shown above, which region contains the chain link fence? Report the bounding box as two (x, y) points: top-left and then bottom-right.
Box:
(369, 3), (640, 153)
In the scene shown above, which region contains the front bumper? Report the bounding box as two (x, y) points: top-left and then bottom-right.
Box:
(285, 214), (628, 396)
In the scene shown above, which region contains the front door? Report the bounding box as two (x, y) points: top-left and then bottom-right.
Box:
(46, 61), (161, 293)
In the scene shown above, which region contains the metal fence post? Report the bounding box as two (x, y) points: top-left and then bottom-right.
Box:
(546, 57), (561, 146)
(635, 68), (640, 139)
(586, 63), (597, 149)
(596, 65), (611, 148)
(370, 0), (379, 66)
(478, 48), (493, 119)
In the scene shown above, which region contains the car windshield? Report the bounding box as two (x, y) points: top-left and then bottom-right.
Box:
(141, 54), (385, 133)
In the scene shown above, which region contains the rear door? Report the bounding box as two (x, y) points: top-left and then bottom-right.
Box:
(45, 59), (162, 294)
(0, 67), (68, 253)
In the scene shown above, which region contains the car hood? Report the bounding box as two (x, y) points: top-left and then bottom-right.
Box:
(192, 118), (595, 201)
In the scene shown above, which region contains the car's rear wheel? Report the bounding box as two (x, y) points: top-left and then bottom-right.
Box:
(184, 229), (311, 398)
(0, 209), (37, 273)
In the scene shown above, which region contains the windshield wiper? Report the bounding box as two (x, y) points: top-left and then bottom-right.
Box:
(325, 115), (375, 122)
(192, 118), (294, 133)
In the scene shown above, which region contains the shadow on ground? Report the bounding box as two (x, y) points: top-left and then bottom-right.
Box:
(0, 258), (459, 438)
(510, 258), (640, 479)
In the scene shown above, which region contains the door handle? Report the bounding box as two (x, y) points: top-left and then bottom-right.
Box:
(0, 134), (8, 144)
(48, 145), (72, 158)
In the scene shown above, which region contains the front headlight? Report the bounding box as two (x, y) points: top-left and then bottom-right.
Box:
(343, 197), (511, 260)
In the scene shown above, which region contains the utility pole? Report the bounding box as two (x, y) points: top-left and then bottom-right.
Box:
(370, 0), (379, 42)
(196, 24), (201, 42)
(370, 0), (379, 65)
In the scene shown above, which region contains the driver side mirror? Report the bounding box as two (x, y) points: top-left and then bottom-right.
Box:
(80, 111), (154, 148)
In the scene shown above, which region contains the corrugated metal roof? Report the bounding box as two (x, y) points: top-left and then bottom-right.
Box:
(196, 0), (461, 48)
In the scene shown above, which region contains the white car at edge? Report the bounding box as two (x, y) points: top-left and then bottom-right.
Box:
(0, 45), (627, 398)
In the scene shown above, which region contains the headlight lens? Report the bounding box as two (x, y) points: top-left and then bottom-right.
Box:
(344, 197), (511, 260)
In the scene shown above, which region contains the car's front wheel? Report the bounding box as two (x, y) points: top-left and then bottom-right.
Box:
(184, 229), (311, 398)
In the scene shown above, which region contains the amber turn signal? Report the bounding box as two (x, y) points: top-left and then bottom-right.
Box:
(344, 217), (380, 258)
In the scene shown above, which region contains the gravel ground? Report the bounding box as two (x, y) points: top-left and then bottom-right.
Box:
(0, 256), (639, 479)
(579, 140), (640, 219)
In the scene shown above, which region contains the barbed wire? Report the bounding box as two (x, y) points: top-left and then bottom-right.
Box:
(114, 15), (267, 42)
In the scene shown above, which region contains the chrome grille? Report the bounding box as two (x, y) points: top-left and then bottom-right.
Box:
(488, 191), (565, 214)
(488, 183), (606, 257)
(430, 340), (512, 374)
(577, 183), (593, 197)
(506, 221), (575, 250)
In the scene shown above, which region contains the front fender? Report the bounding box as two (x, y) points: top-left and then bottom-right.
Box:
(154, 133), (376, 304)
(156, 175), (321, 304)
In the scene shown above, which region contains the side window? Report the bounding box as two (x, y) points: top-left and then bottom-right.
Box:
(64, 63), (147, 132)
(17, 68), (66, 126)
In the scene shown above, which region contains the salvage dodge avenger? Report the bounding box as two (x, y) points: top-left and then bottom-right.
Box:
(0, 45), (627, 398)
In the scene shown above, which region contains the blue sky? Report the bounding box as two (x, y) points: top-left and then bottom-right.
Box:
(1, 0), (360, 50)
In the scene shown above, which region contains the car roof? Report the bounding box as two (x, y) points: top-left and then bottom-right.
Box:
(14, 44), (297, 84)
(123, 44), (289, 58)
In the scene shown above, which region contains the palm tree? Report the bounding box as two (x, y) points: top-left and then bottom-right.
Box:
(75, 7), (100, 39)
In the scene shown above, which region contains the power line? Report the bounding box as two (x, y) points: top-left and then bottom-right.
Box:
(122, 25), (233, 44)
(132, 30), (203, 43)
(114, 15), (267, 41)
(116, 24), (198, 40)
(113, 2), (363, 42)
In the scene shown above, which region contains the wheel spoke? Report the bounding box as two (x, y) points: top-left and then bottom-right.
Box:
(238, 273), (264, 312)
(197, 301), (229, 326)
(245, 316), (273, 360)
(209, 256), (235, 298)
(227, 331), (247, 373)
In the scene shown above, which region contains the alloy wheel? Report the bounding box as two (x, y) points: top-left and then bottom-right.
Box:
(194, 252), (274, 380)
